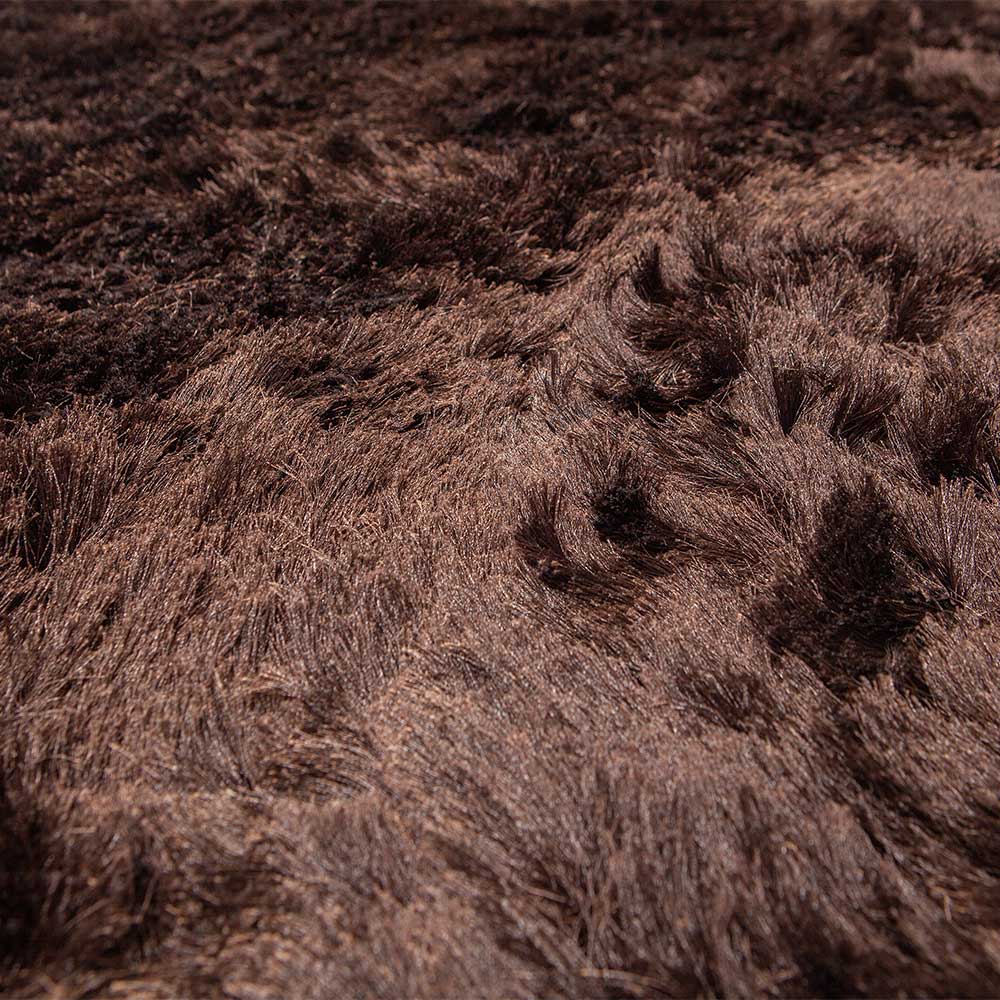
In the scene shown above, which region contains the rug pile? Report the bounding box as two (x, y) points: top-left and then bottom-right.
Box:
(3, 2), (1000, 996)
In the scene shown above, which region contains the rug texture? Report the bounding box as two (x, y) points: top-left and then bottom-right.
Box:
(4, 1), (1000, 996)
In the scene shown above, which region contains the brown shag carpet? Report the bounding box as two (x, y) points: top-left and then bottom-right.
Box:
(4, 2), (1000, 996)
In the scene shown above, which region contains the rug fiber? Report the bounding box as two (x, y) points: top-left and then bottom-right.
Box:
(3, 2), (1000, 996)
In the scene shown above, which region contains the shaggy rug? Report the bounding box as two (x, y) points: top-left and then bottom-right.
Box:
(3, 1), (1000, 996)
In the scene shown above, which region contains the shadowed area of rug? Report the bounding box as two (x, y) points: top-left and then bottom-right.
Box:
(4, 1), (1000, 996)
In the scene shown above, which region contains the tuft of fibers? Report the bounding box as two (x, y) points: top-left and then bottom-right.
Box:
(3, 2), (1000, 996)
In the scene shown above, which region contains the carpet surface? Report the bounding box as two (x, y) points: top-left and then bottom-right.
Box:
(4, 1), (1000, 996)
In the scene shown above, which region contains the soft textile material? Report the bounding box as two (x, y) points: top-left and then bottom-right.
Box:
(3, 2), (1000, 996)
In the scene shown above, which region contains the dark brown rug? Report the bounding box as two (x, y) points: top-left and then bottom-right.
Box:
(4, 2), (1000, 996)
